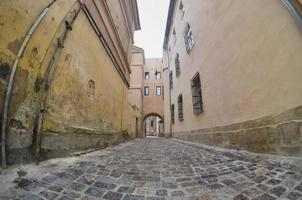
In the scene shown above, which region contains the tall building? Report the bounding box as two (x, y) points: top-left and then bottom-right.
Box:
(163, 0), (302, 156)
(0, 0), (140, 166)
(143, 58), (164, 137)
(128, 46), (145, 138)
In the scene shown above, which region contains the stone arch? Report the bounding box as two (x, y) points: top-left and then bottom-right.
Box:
(143, 112), (164, 137)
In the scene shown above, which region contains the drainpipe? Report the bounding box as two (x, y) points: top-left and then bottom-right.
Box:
(282, 0), (302, 30)
(167, 50), (173, 137)
(1, 0), (56, 169)
(35, 1), (83, 162)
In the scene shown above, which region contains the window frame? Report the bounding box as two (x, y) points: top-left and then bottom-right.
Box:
(145, 72), (150, 80)
(178, 94), (184, 121)
(156, 86), (161, 96)
(184, 23), (194, 53)
(144, 86), (150, 96)
(175, 53), (181, 77)
(191, 73), (203, 115)
(171, 104), (175, 124)
(156, 72), (161, 80)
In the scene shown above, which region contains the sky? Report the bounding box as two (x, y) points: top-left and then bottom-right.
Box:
(134, 0), (170, 58)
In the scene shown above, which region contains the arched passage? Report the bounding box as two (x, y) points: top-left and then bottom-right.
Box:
(143, 113), (164, 138)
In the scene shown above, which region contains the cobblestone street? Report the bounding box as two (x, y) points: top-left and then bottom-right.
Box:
(0, 138), (302, 200)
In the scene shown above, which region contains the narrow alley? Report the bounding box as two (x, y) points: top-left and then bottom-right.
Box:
(0, 138), (301, 200)
(1, 0), (302, 199)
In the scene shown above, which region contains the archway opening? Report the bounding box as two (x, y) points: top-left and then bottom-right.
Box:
(143, 113), (164, 138)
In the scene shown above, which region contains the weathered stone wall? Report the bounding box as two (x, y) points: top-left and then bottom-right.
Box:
(172, 106), (302, 156)
(0, 0), (139, 165)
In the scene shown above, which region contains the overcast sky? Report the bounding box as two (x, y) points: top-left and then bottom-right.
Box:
(134, 0), (170, 58)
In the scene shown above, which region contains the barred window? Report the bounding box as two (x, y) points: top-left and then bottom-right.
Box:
(169, 71), (173, 90)
(175, 53), (180, 77)
(178, 94), (184, 121)
(191, 73), (203, 114)
(171, 104), (175, 124)
(184, 23), (194, 53)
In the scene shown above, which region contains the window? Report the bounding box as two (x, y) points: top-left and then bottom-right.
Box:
(191, 73), (203, 114)
(184, 23), (194, 53)
(144, 86), (149, 96)
(171, 104), (175, 124)
(169, 71), (173, 90)
(173, 28), (177, 46)
(156, 72), (161, 79)
(179, 1), (185, 19)
(178, 94), (184, 121)
(145, 72), (150, 79)
(151, 119), (154, 127)
(175, 53), (180, 77)
(156, 86), (161, 96)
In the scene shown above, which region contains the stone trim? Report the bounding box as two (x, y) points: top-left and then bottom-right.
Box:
(171, 105), (302, 156)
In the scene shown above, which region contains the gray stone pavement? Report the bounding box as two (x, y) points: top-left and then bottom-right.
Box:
(0, 138), (302, 200)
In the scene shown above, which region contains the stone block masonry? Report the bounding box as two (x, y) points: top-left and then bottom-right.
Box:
(171, 105), (302, 157)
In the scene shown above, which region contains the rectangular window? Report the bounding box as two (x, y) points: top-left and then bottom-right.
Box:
(173, 28), (177, 46)
(145, 72), (150, 79)
(156, 86), (161, 96)
(184, 23), (194, 53)
(171, 104), (175, 124)
(175, 53), (180, 77)
(156, 72), (161, 79)
(178, 94), (184, 121)
(179, 1), (185, 19)
(144, 86), (149, 96)
(191, 73), (203, 114)
(169, 71), (173, 90)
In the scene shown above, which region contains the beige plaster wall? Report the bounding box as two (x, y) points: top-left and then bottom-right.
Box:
(165, 0), (302, 132)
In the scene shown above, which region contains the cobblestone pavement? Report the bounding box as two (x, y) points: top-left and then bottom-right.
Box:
(1, 138), (302, 200)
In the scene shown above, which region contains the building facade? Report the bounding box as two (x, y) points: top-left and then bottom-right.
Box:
(143, 58), (164, 136)
(128, 45), (145, 138)
(0, 0), (140, 166)
(163, 0), (302, 156)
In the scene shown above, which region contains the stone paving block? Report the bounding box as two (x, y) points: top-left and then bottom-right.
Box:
(118, 186), (136, 193)
(48, 185), (64, 193)
(252, 194), (276, 200)
(40, 190), (59, 200)
(233, 194), (249, 200)
(77, 174), (96, 185)
(85, 186), (105, 197)
(103, 191), (123, 200)
(170, 190), (185, 197)
(22, 194), (44, 200)
(123, 194), (145, 200)
(63, 190), (81, 198)
(287, 191), (302, 200)
(94, 181), (117, 190)
(269, 186), (286, 197)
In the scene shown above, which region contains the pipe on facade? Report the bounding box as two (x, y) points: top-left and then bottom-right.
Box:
(34, 0), (84, 162)
(1, 0), (56, 169)
(282, 0), (302, 30)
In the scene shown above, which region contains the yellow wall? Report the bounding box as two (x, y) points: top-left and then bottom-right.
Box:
(0, 0), (139, 162)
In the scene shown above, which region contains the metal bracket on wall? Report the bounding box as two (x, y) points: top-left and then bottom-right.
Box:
(282, 0), (302, 30)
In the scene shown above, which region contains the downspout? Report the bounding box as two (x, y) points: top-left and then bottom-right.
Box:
(141, 56), (145, 138)
(167, 51), (173, 137)
(282, 0), (302, 30)
(35, 0), (84, 162)
(1, 0), (56, 169)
